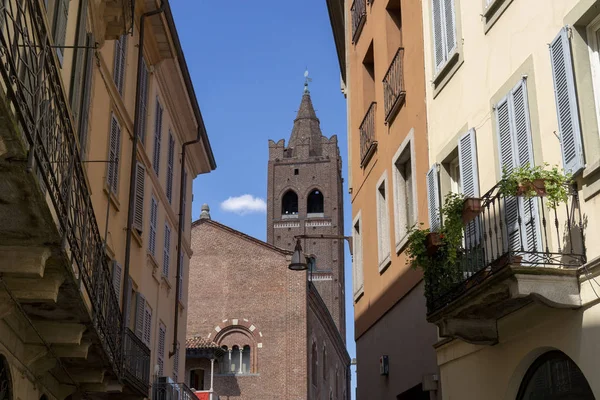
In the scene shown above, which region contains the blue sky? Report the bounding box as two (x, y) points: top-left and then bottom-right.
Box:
(170, 0), (356, 395)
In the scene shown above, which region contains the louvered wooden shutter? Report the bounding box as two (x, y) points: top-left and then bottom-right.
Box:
(78, 33), (95, 159)
(143, 303), (152, 346)
(137, 59), (149, 143)
(153, 99), (163, 175)
(133, 162), (145, 233)
(178, 252), (183, 301)
(113, 37), (121, 91)
(69, 0), (88, 124)
(134, 292), (145, 339)
(113, 35), (127, 95)
(432, 0), (444, 70)
(53, 0), (69, 64)
(458, 128), (480, 248)
(426, 164), (441, 232)
(166, 132), (175, 203)
(158, 323), (166, 376)
(125, 276), (132, 329)
(182, 169), (188, 232)
(111, 261), (122, 302)
(550, 27), (584, 175)
(149, 196), (158, 256)
(173, 341), (179, 380)
(163, 224), (171, 277)
(443, 0), (456, 56)
(107, 115), (121, 194)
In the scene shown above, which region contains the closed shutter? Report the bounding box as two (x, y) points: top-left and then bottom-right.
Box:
(78, 33), (95, 159)
(111, 261), (122, 302)
(432, 0), (444, 70)
(173, 341), (180, 381)
(166, 132), (175, 203)
(134, 292), (145, 339)
(426, 164), (441, 232)
(182, 169), (188, 232)
(133, 162), (145, 233)
(113, 35), (127, 95)
(178, 252), (184, 301)
(163, 224), (171, 277)
(53, 0), (69, 64)
(125, 277), (132, 329)
(158, 323), (166, 376)
(443, 0), (456, 56)
(107, 115), (121, 194)
(550, 27), (584, 175)
(458, 128), (481, 251)
(149, 196), (158, 256)
(143, 302), (152, 346)
(153, 98), (163, 175)
(137, 59), (149, 143)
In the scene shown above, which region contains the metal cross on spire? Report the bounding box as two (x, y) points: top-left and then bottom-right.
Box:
(304, 69), (312, 93)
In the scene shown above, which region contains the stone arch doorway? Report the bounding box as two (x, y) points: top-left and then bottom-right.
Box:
(516, 350), (595, 399)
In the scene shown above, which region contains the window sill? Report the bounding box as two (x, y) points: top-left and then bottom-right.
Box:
(378, 254), (391, 274)
(214, 373), (259, 377)
(432, 51), (463, 99)
(132, 229), (143, 247)
(281, 214), (299, 219)
(161, 275), (172, 291)
(395, 233), (410, 255)
(307, 213), (325, 218)
(353, 287), (364, 303)
(103, 184), (120, 211)
(483, 0), (513, 34)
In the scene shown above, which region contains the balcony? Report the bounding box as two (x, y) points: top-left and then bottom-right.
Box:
(359, 102), (377, 168)
(426, 183), (585, 345)
(0, 0), (147, 396)
(154, 380), (198, 400)
(351, 0), (366, 43)
(123, 328), (151, 396)
(383, 48), (406, 124)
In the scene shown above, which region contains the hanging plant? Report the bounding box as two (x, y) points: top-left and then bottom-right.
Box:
(498, 164), (571, 209)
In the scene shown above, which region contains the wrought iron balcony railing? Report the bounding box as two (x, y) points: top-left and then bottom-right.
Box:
(154, 380), (198, 400)
(426, 182), (586, 314)
(383, 48), (406, 124)
(359, 102), (377, 167)
(351, 0), (366, 43)
(123, 328), (151, 396)
(0, 0), (122, 373)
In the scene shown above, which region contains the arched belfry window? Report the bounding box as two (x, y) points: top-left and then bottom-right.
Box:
(307, 190), (324, 215)
(517, 351), (594, 400)
(282, 190), (298, 216)
(0, 355), (12, 400)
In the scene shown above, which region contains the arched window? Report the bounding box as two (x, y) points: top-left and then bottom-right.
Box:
(242, 345), (251, 374)
(230, 346), (240, 373)
(307, 190), (324, 214)
(517, 351), (594, 400)
(311, 342), (318, 385)
(282, 190), (298, 216)
(220, 346), (229, 374)
(322, 347), (327, 381)
(0, 355), (12, 400)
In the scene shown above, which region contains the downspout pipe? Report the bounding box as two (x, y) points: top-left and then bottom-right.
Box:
(121, 0), (165, 347)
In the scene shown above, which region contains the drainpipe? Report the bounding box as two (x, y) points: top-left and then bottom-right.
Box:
(121, 0), (166, 345)
(169, 127), (201, 358)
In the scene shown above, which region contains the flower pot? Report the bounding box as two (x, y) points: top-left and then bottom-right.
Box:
(490, 254), (523, 271)
(462, 198), (482, 224)
(426, 232), (443, 256)
(516, 179), (547, 197)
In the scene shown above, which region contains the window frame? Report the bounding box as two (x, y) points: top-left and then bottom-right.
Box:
(375, 171), (391, 272)
(391, 132), (417, 253)
(352, 211), (364, 301)
(429, 0), (463, 96)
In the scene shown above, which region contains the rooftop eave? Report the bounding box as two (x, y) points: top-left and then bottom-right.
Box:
(325, 0), (346, 82)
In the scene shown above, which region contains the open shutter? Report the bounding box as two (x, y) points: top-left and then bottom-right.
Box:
(137, 59), (149, 143)
(550, 27), (584, 175)
(459, 129), (481, 252)
(443, 0), (456, 56)
(173, 341), (179, 381)
(125, 276), (132, 329)
(53, 0), (69, 64)
(432, 0), (444, 70)
(158, 323), (166, 376)
(149, 196), (157, 256)
(111, 261), (122, 302)
(153, 99), (163, 175)
(113, 35), (127, 95)
(166, 133), (175, 203)
(134, 292), (145, 339)
(143, 303), (152, 346)
(163, 224), (171, 277)
(69, 0), (88, 124)
(78, 33), (95, 159)
(178, 252), (184, 301)
(426, 164), (441, 232)
(182, 169), (188, 232)
(133, 162), (145, 233)
(107, 115), (121, 194)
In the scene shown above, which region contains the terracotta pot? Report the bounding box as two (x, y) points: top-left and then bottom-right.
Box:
(490, 254), (523, 271)
(462, 198), (482, 224)
(516, 179), (547, 197)
(426, 232), (443, 256)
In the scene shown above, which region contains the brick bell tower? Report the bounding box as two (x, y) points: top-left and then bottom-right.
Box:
(267, 77), (346, 339)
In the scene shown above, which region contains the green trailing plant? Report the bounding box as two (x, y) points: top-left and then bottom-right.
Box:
(499, 163), (571, 209)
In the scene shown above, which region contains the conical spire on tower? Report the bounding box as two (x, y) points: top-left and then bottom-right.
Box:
(288, 71), (323, 156)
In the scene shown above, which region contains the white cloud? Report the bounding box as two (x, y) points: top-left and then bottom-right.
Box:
(220, 194), (267, 215)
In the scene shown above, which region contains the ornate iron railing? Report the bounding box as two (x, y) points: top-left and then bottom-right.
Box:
(426, 182), (586, 313)
(123, 328), (151, 396)
(359, 102), (377, 167)
(351, 0), (366, 43)
(154, 381), (198, 400)
(0, 0), (122, 373)
(383, 48), (405, 123)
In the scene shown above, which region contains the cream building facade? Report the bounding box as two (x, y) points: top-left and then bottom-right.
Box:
(0, 0), (215, 399)
(420, 0), (600, 398)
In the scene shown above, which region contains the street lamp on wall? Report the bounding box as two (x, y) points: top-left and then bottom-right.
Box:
(287, 234), (353, 271)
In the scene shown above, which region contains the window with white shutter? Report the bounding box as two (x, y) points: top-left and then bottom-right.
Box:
(352, 212), (364, 300)
(182, 169), (188, 232)
(426, 164), (441, 232)
(137, 59), (149, 143)
(53, 0), (69, 64)
(458, 129), (481, 248)
(113, 35), (127, 95)
(111, 261), (122, 303)
(158, 323), (166, 376)
(375, 173), (391, 270)
(149, 196), (158, 256)
(153, 98), (163, 176)
(107, 114), (121, 194)
(167, 132), (175, 203)
(178, 252), (184, 302)
(495, 79), (541, 257)
(133, 162), (145, 234)
(134, 292), (145, 339)
(163, 223), (171, 277)
(392, 137), (416, 246)
(143, 302), (152, 346)
(173, 341), (180, 381)
(550, 27), (584, 175)
(431, 0), (456, 72)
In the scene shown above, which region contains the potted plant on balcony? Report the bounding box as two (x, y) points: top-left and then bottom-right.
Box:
(462, 197), (482, 225)
(499, 164), (571, 209)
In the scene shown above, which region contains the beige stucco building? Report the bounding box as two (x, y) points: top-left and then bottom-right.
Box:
(0, 0), (215, 399)
(419, 0), (600, 397)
